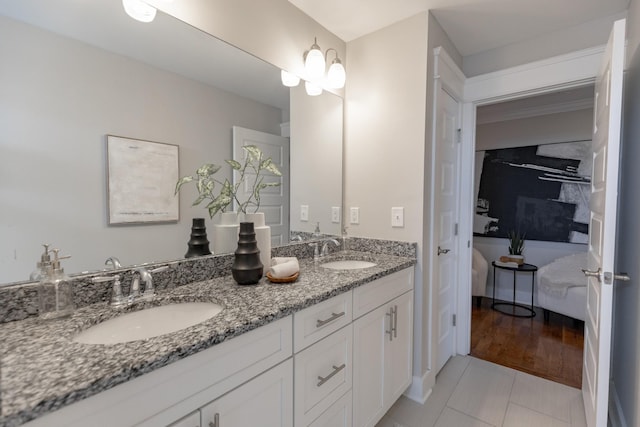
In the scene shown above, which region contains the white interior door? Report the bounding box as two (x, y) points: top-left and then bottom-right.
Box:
(232, 126), (290, 246)
(436, 88), (461, 374)
(582, 18), (625, 427)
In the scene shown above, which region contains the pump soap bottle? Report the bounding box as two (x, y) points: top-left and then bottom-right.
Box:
(30, 244), (52, 281)
(38, 248), (74, 319)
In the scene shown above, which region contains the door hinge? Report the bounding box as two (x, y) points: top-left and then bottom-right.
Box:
(452, 314), (457, 327)
(467, 240), (471, 248)
(454, 223), (459, 236)
(456, 129), (462, 143)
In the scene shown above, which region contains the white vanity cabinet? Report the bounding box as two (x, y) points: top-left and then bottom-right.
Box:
(167, 411), (201, 427)
(352, 269), (414, 427)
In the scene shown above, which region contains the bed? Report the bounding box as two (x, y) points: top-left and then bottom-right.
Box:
(536, 252), (588, 322)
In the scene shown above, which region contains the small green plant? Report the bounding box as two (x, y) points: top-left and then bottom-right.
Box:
(175, 145), (282, 218)
(507, 230), (525, 255)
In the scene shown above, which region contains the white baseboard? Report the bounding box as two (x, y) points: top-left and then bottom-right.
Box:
(404, 371), (434, 404)
(609, 380), (628, 427)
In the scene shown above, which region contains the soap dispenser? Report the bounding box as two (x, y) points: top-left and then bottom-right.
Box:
(312, 222), (321, 238)
(30, 244), (52, 281)
(38, 248), (74, 319)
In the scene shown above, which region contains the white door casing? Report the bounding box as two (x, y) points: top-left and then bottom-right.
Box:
(435, 88), (461, 374)
(232, 126), (290, 246)
(582, 18), (626, 427)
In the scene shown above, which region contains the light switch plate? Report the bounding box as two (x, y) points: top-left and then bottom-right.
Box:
(350, 207), (360, 224)
(391, 207), (404, 227)
(331, 207), (341, 223)
(300, 205), (309, 221)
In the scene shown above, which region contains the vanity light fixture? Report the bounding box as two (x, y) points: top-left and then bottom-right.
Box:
(304, 81), (322, 97)
(281, 70), (301, 87)
(122, 0), (157, 23)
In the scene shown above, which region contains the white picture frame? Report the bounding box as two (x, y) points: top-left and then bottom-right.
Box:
(107, 135), (179, 224)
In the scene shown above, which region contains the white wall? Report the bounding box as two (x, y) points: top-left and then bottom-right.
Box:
(345, 12), (429, 385)
(0, 17), (282, 282)
(473, 110), (591, 303)
(611, 1), (640, 424)
(290, 84), (343, 236)
(462, 12), (626, 77)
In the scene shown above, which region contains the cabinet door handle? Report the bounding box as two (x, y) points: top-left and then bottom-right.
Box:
(386, 309), (394, 342)
(209, 413), (219, 427)
(392, 305), (398, 338)
(317, 363), (346, 387)
(316, 311), (345, 328)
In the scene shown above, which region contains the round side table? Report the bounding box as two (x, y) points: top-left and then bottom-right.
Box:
(491, 261), (538, 318)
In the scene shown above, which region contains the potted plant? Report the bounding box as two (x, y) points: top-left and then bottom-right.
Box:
(506, 230), (526, 265)
(175, 145), (282, 259)
(175, 145), (282, 218)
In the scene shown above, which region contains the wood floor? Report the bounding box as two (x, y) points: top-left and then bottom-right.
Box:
(470, 296), (584, 389)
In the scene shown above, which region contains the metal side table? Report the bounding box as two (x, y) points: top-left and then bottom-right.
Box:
(491, 261), (538, 318)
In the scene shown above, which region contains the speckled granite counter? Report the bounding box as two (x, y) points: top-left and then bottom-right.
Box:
(0, 250), (415, 427)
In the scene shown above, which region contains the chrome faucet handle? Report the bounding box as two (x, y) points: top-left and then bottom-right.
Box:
(309, 242), (320, 260)
(92, 274), (125, 307)
(291, 235), (303, 242)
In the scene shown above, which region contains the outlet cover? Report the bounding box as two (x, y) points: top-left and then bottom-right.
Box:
(350, 207), (360, 224)
(331, 207), (341, 223)
(391, 207), (404, 227)
(300, 205), (309, 221)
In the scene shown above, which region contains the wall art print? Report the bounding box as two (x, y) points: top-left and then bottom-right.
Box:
(474, 140), (591, 244)
(107, 135), (180, 225)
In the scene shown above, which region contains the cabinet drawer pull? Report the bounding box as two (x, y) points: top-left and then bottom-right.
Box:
(386, 309), (394, 342)
(316, 311), (345, 328)
(317, 363), (346, 387)
(209, 413), (219, 427)
(392, 305), (398, 338)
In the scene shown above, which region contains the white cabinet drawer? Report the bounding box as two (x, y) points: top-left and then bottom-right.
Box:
(307, 390), (352, 427)
(294, 324), (353, 426)
(293, 291), (353, 352)
(353, 268), (413, 319)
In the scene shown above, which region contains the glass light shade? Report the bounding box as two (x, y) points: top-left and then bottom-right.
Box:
(304, 46), (325, 82)
(122, 0), (157, 23)
(305, 81), (323, 96)
(281, 70), (300, 87)
(327, 60), (346, 89)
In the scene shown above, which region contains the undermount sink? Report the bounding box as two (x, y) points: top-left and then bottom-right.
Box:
(73, 302), (223, 345)
(321, 260), (377, 270)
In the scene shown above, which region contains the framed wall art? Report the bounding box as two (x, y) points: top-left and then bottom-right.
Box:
(474, 140), (591, 244)
(107, 135), (179, 224)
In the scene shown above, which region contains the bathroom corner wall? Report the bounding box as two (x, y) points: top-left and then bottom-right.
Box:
(344, 12), (430, 394)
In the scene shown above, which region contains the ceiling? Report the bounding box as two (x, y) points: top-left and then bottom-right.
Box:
(288, 0), (629, 56)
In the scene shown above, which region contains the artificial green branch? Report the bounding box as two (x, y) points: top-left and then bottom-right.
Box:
(175, 145), (282, 218)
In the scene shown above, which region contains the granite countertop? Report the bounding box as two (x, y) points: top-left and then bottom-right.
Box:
(0, 250), (415, 427)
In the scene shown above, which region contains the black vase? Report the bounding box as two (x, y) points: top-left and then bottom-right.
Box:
(185, 218), (212, 258)
(232, 222), (263, 285)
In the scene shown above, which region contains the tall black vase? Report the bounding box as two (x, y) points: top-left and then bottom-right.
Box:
(232, 222), (263, 285)
(185, 218), (212, 258)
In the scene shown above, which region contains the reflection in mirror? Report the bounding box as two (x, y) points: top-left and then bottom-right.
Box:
(0, 0), (343, 285)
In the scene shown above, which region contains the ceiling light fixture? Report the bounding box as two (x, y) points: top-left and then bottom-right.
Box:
(122, 0), (157, 23)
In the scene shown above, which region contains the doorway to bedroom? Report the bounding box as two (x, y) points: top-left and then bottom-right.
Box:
(469, 86), (592, 388)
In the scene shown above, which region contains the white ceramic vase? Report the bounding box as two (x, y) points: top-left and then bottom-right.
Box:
(212, 212), (240, 254)
(243, 212), (271, 275)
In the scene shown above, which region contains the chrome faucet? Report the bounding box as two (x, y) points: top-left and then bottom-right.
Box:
(290, 235), (303, 242)
(105, 256), (122, 270)
(131, 265), (169, 302)
(321, 239), (340, 257)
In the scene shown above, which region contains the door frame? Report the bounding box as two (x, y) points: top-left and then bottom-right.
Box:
(456, 45), (605, 355)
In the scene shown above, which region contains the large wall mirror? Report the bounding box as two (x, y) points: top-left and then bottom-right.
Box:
(0, 0), (343, 285)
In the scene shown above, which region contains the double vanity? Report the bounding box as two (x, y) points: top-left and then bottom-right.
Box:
(0, 243), (416, 427)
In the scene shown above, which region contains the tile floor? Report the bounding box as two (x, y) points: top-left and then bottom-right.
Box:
(376, 356), (587, 427)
